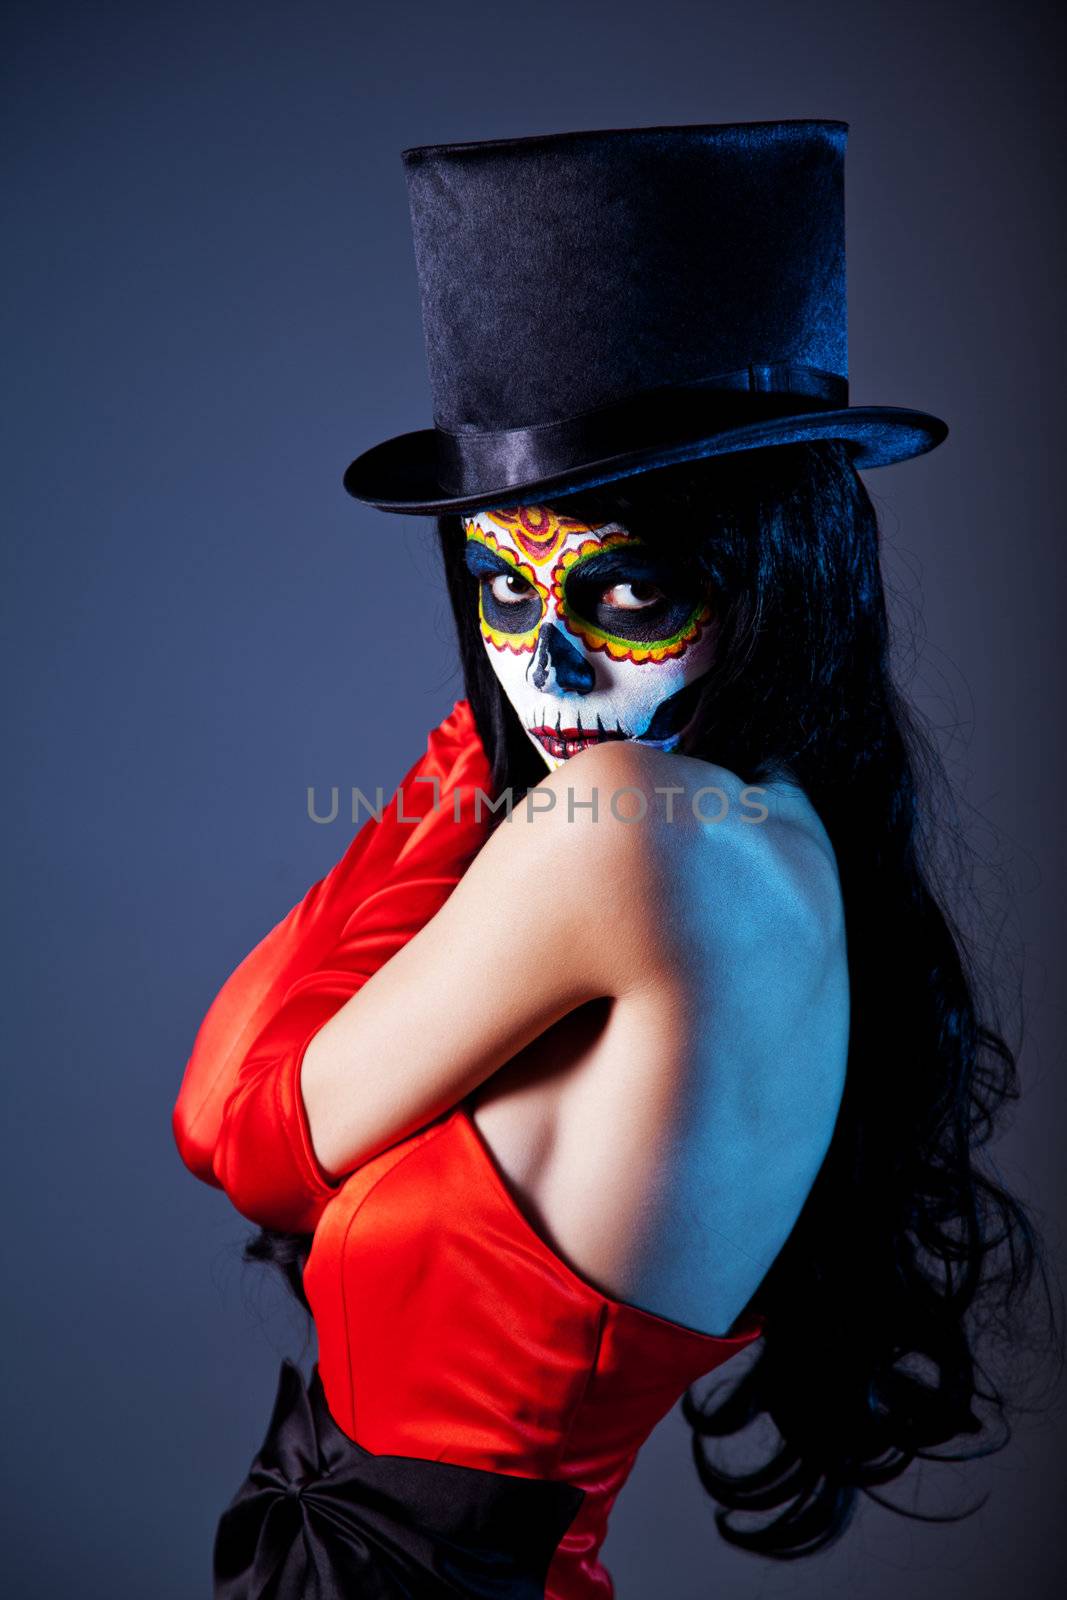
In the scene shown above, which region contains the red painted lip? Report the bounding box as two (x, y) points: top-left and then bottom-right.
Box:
(529, 724), (629, 760)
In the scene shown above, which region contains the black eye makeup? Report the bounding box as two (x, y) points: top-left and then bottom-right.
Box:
(463, 533), (709, 645)
(464, 539), (544, 634)
(562, 548), (704, 643)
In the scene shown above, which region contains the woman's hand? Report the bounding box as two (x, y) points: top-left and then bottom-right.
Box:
(172, 699), (494, 1228)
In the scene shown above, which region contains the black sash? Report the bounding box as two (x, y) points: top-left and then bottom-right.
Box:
(213, 1357), (586, 1599)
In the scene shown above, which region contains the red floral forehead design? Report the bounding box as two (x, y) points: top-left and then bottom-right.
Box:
(478, 506), (608, 566)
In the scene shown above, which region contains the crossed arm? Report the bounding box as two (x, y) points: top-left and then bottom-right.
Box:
(175, 699), (495, 1230)
(298, 740), (676, 1180)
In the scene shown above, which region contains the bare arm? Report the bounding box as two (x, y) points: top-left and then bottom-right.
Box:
(299, 741), (677, 1179)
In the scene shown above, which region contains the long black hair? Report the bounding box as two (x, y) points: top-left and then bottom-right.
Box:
(246, 440), (1057, 1559)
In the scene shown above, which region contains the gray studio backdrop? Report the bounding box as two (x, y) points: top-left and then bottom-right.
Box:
(4, 2), (1063, 1596)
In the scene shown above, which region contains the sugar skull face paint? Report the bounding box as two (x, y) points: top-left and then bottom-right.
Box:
(463, 505), (717, 770)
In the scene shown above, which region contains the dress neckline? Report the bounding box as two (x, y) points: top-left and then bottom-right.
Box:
(454, 1102), (764, 1351)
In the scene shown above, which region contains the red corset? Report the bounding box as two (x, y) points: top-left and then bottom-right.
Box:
(302, 1100), (763, 1599)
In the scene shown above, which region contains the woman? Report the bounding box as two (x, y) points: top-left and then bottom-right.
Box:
(173, 122), (1051, 1595)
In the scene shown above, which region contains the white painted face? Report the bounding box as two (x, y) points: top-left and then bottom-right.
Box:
(463, 505), (717, 770)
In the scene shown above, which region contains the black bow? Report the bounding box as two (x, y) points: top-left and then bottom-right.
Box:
(212, 1358), (585, 1599)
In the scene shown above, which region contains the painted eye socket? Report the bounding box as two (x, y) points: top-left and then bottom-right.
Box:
(488, 572), (536, 605)
(601, 580), (666, 611)
(564, 560), (702, 644)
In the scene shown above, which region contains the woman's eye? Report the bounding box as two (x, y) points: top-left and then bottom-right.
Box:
(601, 580), (666, 610)
(487, 572), (535, 605)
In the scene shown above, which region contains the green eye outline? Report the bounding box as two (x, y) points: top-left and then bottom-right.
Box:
(552, 539), (712, 661)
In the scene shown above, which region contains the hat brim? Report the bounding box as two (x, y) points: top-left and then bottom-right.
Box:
(342, 406), (949, 516)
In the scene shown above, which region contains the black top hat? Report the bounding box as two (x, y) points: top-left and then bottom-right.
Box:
(343, 120), (948, 515)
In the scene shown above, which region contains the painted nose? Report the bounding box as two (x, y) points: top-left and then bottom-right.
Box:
(528, 623), (596, 694)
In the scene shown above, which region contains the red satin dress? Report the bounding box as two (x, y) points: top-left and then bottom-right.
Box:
(174, 701), (765, 1599)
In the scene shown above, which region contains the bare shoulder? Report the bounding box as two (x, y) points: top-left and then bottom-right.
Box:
(523, 740), (844, 973)
(665, 748), (845, 953)
(495, 739), (684, 903)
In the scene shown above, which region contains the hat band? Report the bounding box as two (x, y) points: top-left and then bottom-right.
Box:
(435, 364), (847, 496)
